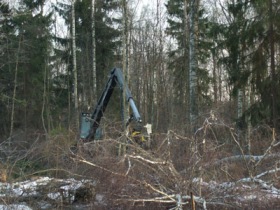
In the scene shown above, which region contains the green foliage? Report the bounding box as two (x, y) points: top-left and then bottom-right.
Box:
(51, 74), (70, 108)
(248, 0), (280, 128)
(217, 0), (280, 129)
(165, 0), (185, 45)
(0, 2), (15, 133)
(166, 0), (188, 109)
(14, 8), (52, 128)
(23, 0), (45, 10)
(1, 0), (279, 137)
(12, 159), (44, 179)
(166, 0), (212, 110)
(58, 0), (121, 88)
(52, 0), (122, 115)
(49, 127), (69, 136)
(0, 0), (54, 133)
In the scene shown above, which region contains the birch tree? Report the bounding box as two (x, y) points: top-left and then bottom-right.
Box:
(72, 0), (79, 130)
(119, 0), (129, 155)
(188, 0), (198, 131)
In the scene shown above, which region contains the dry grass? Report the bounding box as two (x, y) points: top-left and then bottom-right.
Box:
(0, 117), (279, 209)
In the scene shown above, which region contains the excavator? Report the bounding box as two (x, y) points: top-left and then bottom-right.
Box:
(80, 68), (145, 144)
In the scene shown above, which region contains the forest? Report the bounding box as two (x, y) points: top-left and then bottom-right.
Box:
(0, 0), (280, 209)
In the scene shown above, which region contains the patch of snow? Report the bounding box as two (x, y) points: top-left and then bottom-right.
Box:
(192, 177), (203, 183)
(37, 201), (52, 209)
(34, 176), (53, 184)
(48, 192), (62, 200)
(61, 179), (83, 191)
(96, 193), (104, 203)
(0, 204), (32, 210)
(0, 176), (97, 206)
(240, 194), (257, 201)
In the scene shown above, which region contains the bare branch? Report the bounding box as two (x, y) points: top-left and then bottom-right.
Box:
(208, 153), (280, 167)
(255, 128), (276, 167)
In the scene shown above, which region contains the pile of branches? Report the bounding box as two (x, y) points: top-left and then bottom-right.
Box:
(69, 116), (280, 209)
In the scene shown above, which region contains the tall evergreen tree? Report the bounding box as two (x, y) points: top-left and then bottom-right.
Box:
(215, 0), (280, 150)
(166, 0), (189, 128)
(18, 0), (53, 129)
(0, 2), (16, 134)
(248, 0), (280, 131)
(166, 0), (212, 131)
(0, 0), (53, 135)
(64, 0), (121, 108)
(51, 0), (122, 129)
(219, 0), (251, 144)
(221, 0), (280, 131)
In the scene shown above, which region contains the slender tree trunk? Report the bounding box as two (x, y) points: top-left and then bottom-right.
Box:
(122, 0), (128, 119)
(10, 37), (21, 142)
(72, 0), (79, 131)
(183, 0), (189, 132)
(245, 73), (252, 154)
(42, 59), (48, 135)
(188, 0), (198, 132)
(218, 65), (222, 102)
(154, 0), (160, 131)
(237, 88), (243, 142)
(237, 51), (244, 145)
(119, 0), (129, 156)
(212, 49), (218, 104)
(68, 61), (72, 132)
(91, 0), (97, 105)
(269, 0), (277, 129)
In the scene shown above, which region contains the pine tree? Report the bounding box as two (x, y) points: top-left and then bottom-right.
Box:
(166, 0), (212, 131)
(166, 0), (189, 126)
(222, 0), (280, 132)
(51, 0), (122, 130)
(0, 1), (53, 135)
(0, 2), (16, 134)
(221, 0), (249, 143)
(248, 0), (280, 131)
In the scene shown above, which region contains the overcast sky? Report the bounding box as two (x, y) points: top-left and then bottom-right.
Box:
(3, 0), (165, 37)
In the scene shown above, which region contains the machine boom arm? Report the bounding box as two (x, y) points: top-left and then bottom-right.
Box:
(80, 68), (142, 141)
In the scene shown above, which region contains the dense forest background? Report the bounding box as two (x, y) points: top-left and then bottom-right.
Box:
(0, 0), (280, 209)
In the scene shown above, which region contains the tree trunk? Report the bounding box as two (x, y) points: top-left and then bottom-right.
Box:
(188, 0), (198, 132)
(183, 0), (189, 133)
(10, 37), (21, 142)
(212, 49), (218, 104)
(119, 0), (129, 156)
(72, 0), (79, 131)
(245, 74), (252, 154)
(91, 0), (97, 105)
(269, 0), (277, 129)
(43, 69), (47, 134)
(237, 88), (243, 142)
